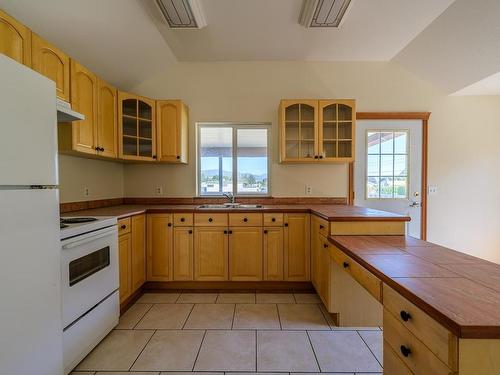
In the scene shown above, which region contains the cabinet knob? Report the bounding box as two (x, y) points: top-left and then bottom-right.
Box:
(180, 217), (185, 222)
(189, 230), (193, 234)
(271, 217), (276, 222)
(323, 244), (328, 248)
(243, 218), (248, 222)
(224, 230), (228, 234)
(152, 155), (157, 159)
(229, 230), (233, 234)
(168, 223), (172, 227)
(319, 155), (323, 159)
(208, 217), (213, 222)
(284, 223), (288, 227)
(120, 225), (126, 229)
(314, 155), (319, 159)
(176, 155), (180, 159)
(264, 230), (268, 234)
(400, 311), (411, 322)
(319, 224), (324, 229)
(400, 345), (411, 357)
(342, 261), (349, 269)
(100, 147), (105, 152)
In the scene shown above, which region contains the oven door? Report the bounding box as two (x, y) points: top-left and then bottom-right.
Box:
(61, 225), (118, 328)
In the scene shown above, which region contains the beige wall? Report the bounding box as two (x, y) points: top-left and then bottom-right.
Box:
(58, 155), (123, 203)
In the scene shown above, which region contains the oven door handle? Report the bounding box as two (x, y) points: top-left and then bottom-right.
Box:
(62, 227), (116, 250)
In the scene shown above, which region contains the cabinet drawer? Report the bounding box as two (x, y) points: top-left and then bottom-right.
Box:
(229, 213), (263, 226)
(118, 217), (131, 235)
(384, 309), (454, 375)
(384, 341), (413, 375)
(383, 284), (458, 370)
(314, 215), (329, 237)
(194, 213), (228, 226)
(329, 245), (382, 302)
(263, 213), (284, 226)
(174, 213), (193, 226)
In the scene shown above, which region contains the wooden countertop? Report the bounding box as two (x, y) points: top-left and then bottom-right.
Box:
(63, 204), (410, 222)
(329, 235), (500, 339)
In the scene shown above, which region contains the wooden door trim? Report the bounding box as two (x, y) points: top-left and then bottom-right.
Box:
(352, 112), (430, 240)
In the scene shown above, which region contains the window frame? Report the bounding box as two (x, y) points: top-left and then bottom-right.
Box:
(365, 129), (410, 200)
(196, 122), (272, 197)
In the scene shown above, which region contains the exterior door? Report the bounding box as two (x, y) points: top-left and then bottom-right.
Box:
(354, 120), (422, 238)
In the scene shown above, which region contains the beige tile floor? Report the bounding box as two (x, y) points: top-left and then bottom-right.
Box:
(73, 292), (382, 375)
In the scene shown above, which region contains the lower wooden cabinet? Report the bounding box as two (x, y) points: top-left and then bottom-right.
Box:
(194, 227), (228, 281)
(229, 227), (263, 281)
(284, 213), (311, 281)
(263, 227), (284, 280)
(173, 227), (194, 280)
(118, 214), (146, 303)
(118, 232), (132, 303)
(147, 214), (173, 281)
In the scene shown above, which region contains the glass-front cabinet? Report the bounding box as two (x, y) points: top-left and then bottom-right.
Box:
(279, 99), (355, 163)
(118, 92), (156, 161)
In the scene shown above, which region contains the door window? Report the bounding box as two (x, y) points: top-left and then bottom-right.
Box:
(366, 131), (409, 199)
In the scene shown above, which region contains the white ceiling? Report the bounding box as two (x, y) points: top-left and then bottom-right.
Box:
(453, 72), (500, 96)
(144, 0), (455, 62)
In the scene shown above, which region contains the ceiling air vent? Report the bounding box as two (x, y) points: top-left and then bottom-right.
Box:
(155, 0), (207, 29)
(299, 0), (352, 28)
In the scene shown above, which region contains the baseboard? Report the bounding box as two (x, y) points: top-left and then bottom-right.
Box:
(143, 281), (314, 292)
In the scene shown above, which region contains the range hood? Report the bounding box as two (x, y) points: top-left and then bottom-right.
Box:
(57, 98), (85, 122)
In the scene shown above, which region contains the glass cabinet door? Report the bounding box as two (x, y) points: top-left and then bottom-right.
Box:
(282, 100), (318, 161)
(119, 92), (156, 160)
(319, 100), (355, 161)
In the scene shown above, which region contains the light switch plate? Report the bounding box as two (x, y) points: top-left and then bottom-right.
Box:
(428, 185), (438, 196)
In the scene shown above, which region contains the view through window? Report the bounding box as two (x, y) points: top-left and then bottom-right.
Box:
(366, 130), (409, 199)
(198, 125), (269, 195)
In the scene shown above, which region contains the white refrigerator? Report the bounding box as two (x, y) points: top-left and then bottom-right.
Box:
(0, 54), (63, 374)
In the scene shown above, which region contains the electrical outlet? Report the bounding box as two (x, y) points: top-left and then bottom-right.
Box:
(83, 187), (90, 197)
(428, 185), (438, 196)
(155, 186), (163, 196)
(305, 185), (312, 195)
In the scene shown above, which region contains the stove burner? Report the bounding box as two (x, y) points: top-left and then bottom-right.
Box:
(61, 217), (98, 224)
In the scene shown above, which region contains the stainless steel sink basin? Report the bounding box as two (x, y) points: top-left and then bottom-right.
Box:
(197, 204), (263, 209)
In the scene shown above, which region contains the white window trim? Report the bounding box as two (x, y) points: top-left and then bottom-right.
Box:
(365, 128), (410, 200)
(196, 122), (272, 197)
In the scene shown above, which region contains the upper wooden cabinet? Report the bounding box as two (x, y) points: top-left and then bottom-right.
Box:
(157, 100), (188, 163)
(118, 91), (157, 161)
(0, 9), (31, 66)
(31, 33), (70, 101)
(279, 99), (355, 163)
(97, 79), (118, 158)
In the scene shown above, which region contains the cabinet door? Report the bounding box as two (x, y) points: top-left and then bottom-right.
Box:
(0, 9), (31, 66)
(118, 91), (156, 161)
(173, 227), (194, 281)
(284, 213), (311, 281)
(131, 214), (146, 292)
(229, 227), (263, 281)
(318, 99), (355, 162)
(31, 33), (70, 101)
(97, 79), (118, 158)
(194, 227), (228, 281)
(156, 100), (188, 163)
(147, 214), (173, 281)
(279, 99), (318, 162)
(118, 233), (132, 303)
(70, 60), (98, 154)
(311, 217), (321, 290)
(263, 227), (284, 281)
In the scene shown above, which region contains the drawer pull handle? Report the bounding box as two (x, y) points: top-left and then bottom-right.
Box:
(243, 218), (248, 222)
(271, 217), (276, 222)
(120, 224), (126, 229)
(264, 230), (268, 234)
(323, 244), (328, 248)
(168, 223), (172, 227)
(400, 310), (412, 322)
(208, 217), (213, 222)
(343, 261), (349, 269)
(319, 225), (324, 229)
(180, 217), (185, 222)
(400, 345), (412, 357)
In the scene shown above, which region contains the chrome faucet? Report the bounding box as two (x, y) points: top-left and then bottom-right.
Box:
(223, 192), (236, 204)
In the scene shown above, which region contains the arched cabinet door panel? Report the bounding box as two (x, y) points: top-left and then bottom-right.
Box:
(0, 9), (31, 66)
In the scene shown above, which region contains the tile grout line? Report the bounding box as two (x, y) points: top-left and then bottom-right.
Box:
(231, 303), (236, 330)
(128, 328), (156, 371)
(317, 303), (334, 330)
(181, 303), (196, 329)
(192, 329), (208, 371)
(276, 303), (283, 330)
(305, 330), (322, 372)
(132, 303), (155, 330)
(356, 330), (383, 369)
(255, 329), (258, 372)
(174, 291), (182, 303)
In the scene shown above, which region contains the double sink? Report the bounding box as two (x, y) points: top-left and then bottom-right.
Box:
(197, 203), (263, 209)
